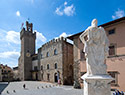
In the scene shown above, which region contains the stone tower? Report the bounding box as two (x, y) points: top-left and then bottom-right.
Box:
(18, 21), (36, 80)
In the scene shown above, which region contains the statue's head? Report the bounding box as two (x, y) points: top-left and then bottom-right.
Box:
(91, 19), (98, 27)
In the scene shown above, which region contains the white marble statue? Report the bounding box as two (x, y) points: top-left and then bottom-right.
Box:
(80, 19), (109, 75)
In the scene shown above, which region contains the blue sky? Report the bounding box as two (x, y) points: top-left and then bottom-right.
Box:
(0, 0), (125, 67)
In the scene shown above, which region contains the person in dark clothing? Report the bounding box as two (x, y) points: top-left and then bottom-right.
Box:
(23, 84), (26, 89)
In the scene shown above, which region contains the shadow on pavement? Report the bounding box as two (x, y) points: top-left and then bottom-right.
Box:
(0, 82), (8, 94)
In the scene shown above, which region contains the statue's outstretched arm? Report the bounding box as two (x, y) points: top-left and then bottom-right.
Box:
(80, 27), (91, 43)
(80, 31), (87, 43)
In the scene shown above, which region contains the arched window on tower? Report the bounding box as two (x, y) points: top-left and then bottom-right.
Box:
(46, 52), (49, 57)
(55, 63), (57, 69)
(47, 64), (49, 69)
(54, 49), (57, 55)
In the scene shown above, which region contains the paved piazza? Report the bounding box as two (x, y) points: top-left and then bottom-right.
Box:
(1, 81), (83, 95)
(0, 81), (116, 95)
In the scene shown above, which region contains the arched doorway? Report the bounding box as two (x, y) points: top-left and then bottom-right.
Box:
(54, 73), (58, 82)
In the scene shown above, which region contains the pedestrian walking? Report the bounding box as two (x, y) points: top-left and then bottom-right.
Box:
(23, 84), (26, 89)
(58, 77), (61, 86)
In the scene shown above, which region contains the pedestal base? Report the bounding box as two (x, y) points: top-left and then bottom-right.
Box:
(81, 74), (113, 95)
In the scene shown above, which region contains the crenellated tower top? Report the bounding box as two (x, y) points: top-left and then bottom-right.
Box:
(40, 37), (67, 50)
(20, 21), (36, 40)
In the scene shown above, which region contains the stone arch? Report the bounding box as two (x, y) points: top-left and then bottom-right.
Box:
(54, 71), (60, 83)
(54, 73), (58, 82)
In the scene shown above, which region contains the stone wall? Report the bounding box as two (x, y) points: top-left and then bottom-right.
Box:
(39, 38), (63, 83)
(62, 41), (73, 85)
(0, 64), (13, 82)
(37, 37), (73, 85)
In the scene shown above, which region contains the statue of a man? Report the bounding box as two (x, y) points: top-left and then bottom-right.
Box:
(80, 19), (109, 76)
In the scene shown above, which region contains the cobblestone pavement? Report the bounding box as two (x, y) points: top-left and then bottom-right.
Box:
(0, 81), (116, 95)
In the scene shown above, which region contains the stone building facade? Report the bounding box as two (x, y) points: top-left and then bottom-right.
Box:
(67, 17), (125, 91)
(39, 38), (73, 85)
(18, 21), (36, 81)
(0, 64), (13, 82)
(31, 38), (73, 85)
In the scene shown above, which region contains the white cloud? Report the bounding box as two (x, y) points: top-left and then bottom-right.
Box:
(6, 31), (20, 44)
(64, 4), (75, 16)
(55, 32), (71, 39)
(0, 28), (7, 41)
(16, 11), (20, 17)
(34, 30), (47, 43)
(55, 7), (64, 16)
(0, 29), (20, 67)
(59, 32), (71, 38)
(6, 30), (46, 45)
(0, 51), (20, 59)
(0, 28), (7, 33)
(0, 61), (18, 68)
(34, 30), (47, 50)
(55, 2), (75, 16)
(55, 32), (73, 44)
(64, 1), (67, 6)
(112, 9), (125, 19)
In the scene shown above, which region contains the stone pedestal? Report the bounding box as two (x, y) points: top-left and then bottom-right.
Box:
(81, 74), (113, 95)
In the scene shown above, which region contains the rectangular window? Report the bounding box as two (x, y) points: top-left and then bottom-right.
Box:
(41, 66), (43, 70)
(109, 45), (115, 56)
(108, 29), (115, 35)
(108, 71), (118, 86)
(47, 74), (50, 81)
(47, 64), (49, 69)
(84, 35), (88, 41)
(55, 63), (57, 69)
(46, 52), (49, 57)
(34, 66), (38, 70)
(54, 49), (57, 55)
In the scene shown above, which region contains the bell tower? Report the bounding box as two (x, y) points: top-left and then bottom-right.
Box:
(18, 21), (36, 80)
